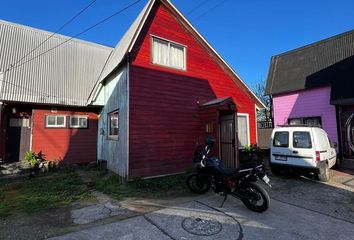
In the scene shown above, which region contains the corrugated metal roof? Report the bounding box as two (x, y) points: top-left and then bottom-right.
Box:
(266, 30), (354, 96)
(97, 1), (151, 83)
(87, 1), (152, 105)
(0, 20), (113, 106)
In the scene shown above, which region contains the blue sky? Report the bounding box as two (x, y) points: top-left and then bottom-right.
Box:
(1, 0), (354, 89)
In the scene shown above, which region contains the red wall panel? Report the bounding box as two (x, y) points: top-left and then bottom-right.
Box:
(129, 2), (257, 178)
(32, 108), (98, 164)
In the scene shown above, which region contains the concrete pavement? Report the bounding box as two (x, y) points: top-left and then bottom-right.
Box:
(50, 194), (354, 240)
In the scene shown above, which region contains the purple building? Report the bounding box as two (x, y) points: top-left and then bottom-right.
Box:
(266, 30), (354, 168)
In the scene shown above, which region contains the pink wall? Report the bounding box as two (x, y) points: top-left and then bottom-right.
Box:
(273, 86), (338, 143)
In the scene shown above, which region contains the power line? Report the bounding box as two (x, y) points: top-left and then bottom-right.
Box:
(1, 0), (144, 100)
(0, 77), (59, 99)
(191, 0), (230, 22)
(7, 0), (98, 71)
(186, 0), (210, 16)
(5, 0), (143, 73)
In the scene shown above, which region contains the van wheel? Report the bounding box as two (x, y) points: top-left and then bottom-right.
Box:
(317, 164), (330, 182)
(270, 165), (282, 176)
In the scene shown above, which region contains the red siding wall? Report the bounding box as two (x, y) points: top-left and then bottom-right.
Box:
(32, 108), (98, 164)
(129, 2), (257, 178)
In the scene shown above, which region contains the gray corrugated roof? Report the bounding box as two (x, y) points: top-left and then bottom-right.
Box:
(0, 20), (113, 106)
(97, 1), (151, 83)
(87, 0), (152, 104)
(266, 30), (354, 96)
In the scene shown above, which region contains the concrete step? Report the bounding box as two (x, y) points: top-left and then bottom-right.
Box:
(0, 161), (31, 178)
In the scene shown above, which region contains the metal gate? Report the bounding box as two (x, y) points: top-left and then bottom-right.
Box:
(220, 114), (237, 168)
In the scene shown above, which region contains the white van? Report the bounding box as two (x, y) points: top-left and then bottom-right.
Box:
(269, 126), (337, 182)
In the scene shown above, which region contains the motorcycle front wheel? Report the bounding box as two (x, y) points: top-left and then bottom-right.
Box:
(186, 174), (210, 194)
(239, 182), (270, 212)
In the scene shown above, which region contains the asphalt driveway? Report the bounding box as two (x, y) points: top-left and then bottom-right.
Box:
(50, 169), (354, 240)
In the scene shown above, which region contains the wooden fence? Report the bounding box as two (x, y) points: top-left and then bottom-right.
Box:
(257, 121), (273, 149)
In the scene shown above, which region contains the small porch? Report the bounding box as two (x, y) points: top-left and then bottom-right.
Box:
(198, 97), (239, 168)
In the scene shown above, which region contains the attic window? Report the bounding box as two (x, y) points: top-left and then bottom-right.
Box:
(152, 36), (186, 70)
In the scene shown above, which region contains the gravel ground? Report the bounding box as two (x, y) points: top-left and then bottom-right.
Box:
(267, 169), (354, 224)
(1, 168), (353, 239)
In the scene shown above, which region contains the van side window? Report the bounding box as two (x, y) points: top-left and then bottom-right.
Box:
(273, 132), (289, 147)
(293, 131), (312, 149)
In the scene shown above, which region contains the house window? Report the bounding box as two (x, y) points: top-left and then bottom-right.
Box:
(108, 110), (119, 140)
(237, 114), (250, 148)
(152, 37), (186, 70)
(9, 118), (30, 127)
(70, 116), (88, 128)
(45, 115), (66, 128)
(288, 116), (322, 127)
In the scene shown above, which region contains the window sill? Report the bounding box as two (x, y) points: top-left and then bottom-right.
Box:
(107, 136), (119, 141)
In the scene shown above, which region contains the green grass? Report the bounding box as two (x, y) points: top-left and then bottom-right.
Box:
(0, 191), (11, 217)
(0, 170), (91, 217)
(90, 172), (188, 200)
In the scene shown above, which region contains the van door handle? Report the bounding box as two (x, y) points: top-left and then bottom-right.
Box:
(293, 150), (298, 154)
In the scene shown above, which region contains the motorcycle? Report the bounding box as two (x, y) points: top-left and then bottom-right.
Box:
(186, 136), (271, 212)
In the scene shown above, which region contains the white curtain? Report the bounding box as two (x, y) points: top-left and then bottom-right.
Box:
(169, 44), (184, 69)
(152, 39), (168, 66)
(237, 115), (249, 147)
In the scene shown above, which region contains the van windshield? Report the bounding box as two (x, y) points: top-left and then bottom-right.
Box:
(293, 131), (312, 149)
(273, 131), (289, 147)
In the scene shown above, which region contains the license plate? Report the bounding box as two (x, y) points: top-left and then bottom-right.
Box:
(275, 155), (287, 161)
(262, 174), (270, 184)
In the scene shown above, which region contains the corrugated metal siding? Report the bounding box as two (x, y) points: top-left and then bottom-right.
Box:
(266, 30), (354, 95)
(0, 20), (112, 106)
(97, 65), (129, 178)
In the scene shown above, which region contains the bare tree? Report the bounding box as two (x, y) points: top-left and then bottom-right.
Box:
(253, 80), (273, 123)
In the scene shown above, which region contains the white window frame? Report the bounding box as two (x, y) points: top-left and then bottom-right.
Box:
(151, 36), (187, 70)
(70, 115), (88, 129)
(237, 113), (250, 149)
(108, 110), (119, 140)
(45, 115), (66, 128)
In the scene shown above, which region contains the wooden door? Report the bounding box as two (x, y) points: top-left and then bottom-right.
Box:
(6, 117), (31, 162)
(220, 114), (237, 168)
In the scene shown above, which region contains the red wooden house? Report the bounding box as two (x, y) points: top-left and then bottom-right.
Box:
(0, 0), (264, 178)
(89, 0), (265, 179)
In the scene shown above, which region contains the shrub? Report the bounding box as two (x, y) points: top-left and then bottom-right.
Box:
(24, 150), (45, 169)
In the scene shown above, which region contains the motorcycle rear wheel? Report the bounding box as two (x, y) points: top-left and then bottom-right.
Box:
(239, 182), (270, 212)
(186, 174), (210, 194)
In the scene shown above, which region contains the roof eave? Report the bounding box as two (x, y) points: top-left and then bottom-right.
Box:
(162, 0), (266, 109)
